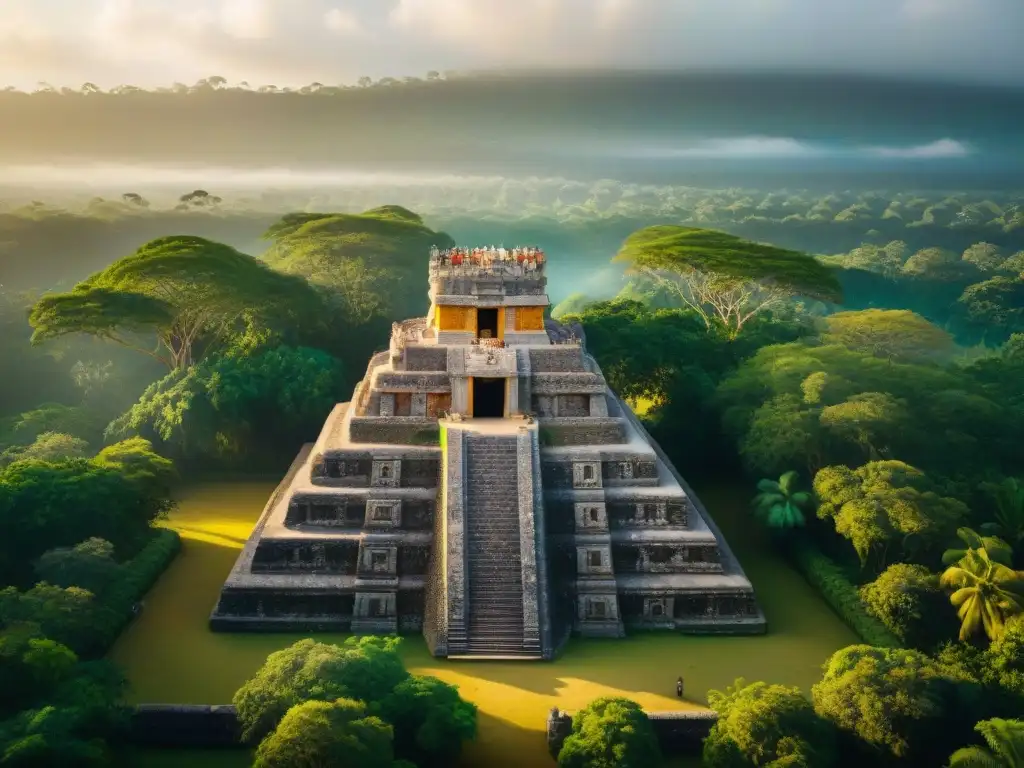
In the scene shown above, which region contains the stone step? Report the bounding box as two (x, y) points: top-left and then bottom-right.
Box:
(463, 435), (531, 655)
(467, 625), (526, 634)
(468, 611), (526, 618)
(464, 640), (533, 649)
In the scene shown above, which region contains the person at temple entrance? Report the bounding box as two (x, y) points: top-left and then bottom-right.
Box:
(676, 676), (684, 698)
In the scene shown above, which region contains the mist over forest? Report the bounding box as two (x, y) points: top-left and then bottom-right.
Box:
(2, 72), (1023, 188)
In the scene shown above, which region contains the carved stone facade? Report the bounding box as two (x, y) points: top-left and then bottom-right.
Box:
(210, 247), (764, 646)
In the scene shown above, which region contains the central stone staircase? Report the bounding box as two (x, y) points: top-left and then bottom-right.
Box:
(463, 434), (540, 658)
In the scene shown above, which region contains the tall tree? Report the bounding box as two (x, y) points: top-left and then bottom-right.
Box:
(819, 392), (906, 460)
(253, 698), (398, 768)
(962, 243), (1006, 272)
(262, 206), (454, 325)
(812, 645), (978, 765)
(29, 236), (319, 371)
(958, 277), (1024, 337)
(813, 461), (967, 569)
(859, 563), (957, 650)
(704, 678), (837, 767)
(820, 309), (954, 363)
(557, 697), (661, 768)
(614, 226), (841, 337)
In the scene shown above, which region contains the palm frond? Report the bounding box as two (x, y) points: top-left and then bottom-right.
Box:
(976, 718), (1024, 766)
(947, 744), (1004, 768)
(778, 470), (800, 494)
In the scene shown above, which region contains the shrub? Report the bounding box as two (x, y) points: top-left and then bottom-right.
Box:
(558, 697), (661, 768)
(788, 538), (900, 648)
(0, 529), (180, 658)
(859, 563), (957, 650)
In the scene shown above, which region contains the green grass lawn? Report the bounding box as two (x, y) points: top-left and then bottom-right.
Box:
(114, 480), (856, 768)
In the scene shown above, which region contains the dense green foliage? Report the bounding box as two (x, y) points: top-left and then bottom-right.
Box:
(108, 342), (344, 466)
(820, 308), (955, 362)
(0, 438), (173, 585)
(787, 539), (901, 648)
(377, 675), (478, 768)
(234, 637), (476, 767)
(704, 679), (837, 767)
(557, 697), (661, 768)
(262, 206), (453, 322)
(859, 563), (957, 650)
(252, 698), (401, 768)
(1, 186), (1024, 766)
(1, 529), (179, 659)
(811, 645), (983, 765)
(813, 461), (967, 569)
(29, 236), (322, 371)
(615, 225), (841, 336)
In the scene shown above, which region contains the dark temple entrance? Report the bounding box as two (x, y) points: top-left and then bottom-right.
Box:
(476, 308), (499, 339)
(473, 377), (505, 418)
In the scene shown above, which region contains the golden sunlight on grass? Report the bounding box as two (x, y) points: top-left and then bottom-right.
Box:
(114, 481), (856, 767)
(627, 395), (661, 416)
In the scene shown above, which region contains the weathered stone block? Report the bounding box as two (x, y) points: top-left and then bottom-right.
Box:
(574, 502), (608, 531)
(371, 460), (401, 487)
(365, 499), (401, 528)
(411, 393), (427, 417)
(576, 545), (613, 575)
(572, 461), (602, 489)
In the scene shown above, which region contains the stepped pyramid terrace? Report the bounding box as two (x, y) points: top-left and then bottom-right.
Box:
(211, 246), (765, 659)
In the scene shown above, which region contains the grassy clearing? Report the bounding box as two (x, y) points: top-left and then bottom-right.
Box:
(114, 480), (856, 767)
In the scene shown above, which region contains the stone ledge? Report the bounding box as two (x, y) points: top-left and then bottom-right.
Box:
(529, 347), (587, 373)
(433, 293), (549, 306)
(373, 372), (452, 391)
(538, 418), (626, 446)
(530, 373), (607, 395)
(210, 615), (353, 633)
(348, 418), (441, 446)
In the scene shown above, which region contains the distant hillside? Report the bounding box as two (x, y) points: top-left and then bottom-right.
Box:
(1, 72), (1022, 181)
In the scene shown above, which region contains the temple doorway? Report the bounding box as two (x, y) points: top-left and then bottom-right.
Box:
(472, 377), (505, 418)
(476, 308), (499, 339)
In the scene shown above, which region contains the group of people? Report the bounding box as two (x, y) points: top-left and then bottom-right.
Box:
(430, 245), (546, 270)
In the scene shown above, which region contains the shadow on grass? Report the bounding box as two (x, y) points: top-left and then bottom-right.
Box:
(114, 480), (859, 767)
(461, 710), (555, 768)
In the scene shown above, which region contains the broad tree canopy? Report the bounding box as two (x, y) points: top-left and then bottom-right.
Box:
(821, 309), (954, 363)
(29, 236), (319, 371)
(614, 226), (841, 336)
(262, 206), (455, 322)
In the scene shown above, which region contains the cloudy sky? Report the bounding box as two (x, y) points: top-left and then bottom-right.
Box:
(0, 0), (1020, 90)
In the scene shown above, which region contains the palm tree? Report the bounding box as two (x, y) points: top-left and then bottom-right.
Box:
(948, 718), (1024, 767)
(943, 527), (1014, 567)
(751, 471), (812, 529)
(940, 549), (1024, 642)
